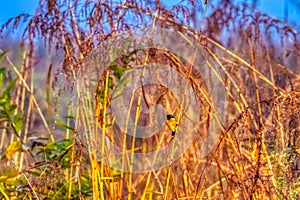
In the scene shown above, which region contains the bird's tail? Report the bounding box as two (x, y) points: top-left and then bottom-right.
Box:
(172, 130), (176, 136)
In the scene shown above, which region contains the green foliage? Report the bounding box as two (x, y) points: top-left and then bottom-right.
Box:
(0, 183), (9, 199)
(273, 147), (300, 200)
(0, 57), (93, 199)
(1, 0), (300, 198)
(0, 67), (23, 137)
(112, 75), (132, 99)
(109, 50), (136, 80)
(110, 61), (125, 80)
(36, 139), (72, 167)
(54, 120), (75, 132)
(0, 50), (9, 61)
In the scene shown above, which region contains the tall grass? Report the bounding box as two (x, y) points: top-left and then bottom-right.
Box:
(0, 0), (300, 199)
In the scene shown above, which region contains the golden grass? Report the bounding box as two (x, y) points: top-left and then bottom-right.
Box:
(0, 0), (300, 199)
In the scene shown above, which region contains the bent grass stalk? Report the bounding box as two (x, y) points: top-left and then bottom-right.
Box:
(203, 36), (286, 96)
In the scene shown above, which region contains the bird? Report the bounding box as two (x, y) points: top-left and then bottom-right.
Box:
(166, 114), (178, 137)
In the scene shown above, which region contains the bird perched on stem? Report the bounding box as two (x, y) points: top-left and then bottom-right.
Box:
(166, 114), (178, 137)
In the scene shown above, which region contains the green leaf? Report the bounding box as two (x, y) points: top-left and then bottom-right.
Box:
(0, 118), (9, 122)
(108, 76), (114, 89)
(13, 113), (24, 133)
(109, 61), (125, 79)
(0, 97), (6, 106)
(0, 50), (9, 61)
(47, 139), (72, 165)
(64, 115), (76, 119)
(6, 104), (17, 115)
(0, 68), (5, 76)
(53, 139), (72, 151)
(96, 89), (105, 104)
(36, 139), (72, 161)
(0, 182), (9, 199)
(112, 75), (132, 99)
(0, 73), (3, 90)
(46, 64), (52, 121)
(115, 66), (125, 79)
(2, 78), (18, 100)
(54, 121), (75, 132)
(109, 61), (117, 69)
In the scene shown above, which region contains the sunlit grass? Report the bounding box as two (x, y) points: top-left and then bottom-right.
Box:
(0, 0), (300, 199)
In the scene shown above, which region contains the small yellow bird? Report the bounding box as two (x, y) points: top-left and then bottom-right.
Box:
(166, 114), (178, 137)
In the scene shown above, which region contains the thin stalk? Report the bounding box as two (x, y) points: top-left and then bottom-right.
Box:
(164, 140), (176, 200)
(100, 71), (110, 200)
(119, 90), (135, 198)
(128, 69), (145, 200)
(19, 49), (30, 169)
(203, 37), (286, 96)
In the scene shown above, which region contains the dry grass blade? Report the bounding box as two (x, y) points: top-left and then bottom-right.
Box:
(0, 0), (300, 199)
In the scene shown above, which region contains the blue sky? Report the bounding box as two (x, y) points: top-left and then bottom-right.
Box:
(0, 0), (298, 29)
(0, 0), (39, 24)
